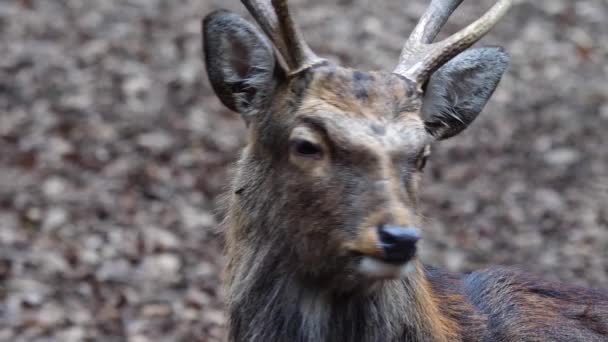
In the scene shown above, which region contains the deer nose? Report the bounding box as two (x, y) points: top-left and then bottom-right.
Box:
(377, 225), (420, 264)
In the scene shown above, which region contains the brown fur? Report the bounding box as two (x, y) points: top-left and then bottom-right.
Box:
(219, 64), (608, 341)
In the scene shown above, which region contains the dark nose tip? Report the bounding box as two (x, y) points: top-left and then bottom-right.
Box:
(377, 225), (420, 263)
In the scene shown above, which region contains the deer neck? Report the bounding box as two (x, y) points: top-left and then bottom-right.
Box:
(224, 242), (460, 342)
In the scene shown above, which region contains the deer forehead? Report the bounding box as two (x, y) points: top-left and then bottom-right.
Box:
(292, 65), (429, 153)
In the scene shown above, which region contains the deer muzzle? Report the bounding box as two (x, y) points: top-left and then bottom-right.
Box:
(377, 225), (420, 264)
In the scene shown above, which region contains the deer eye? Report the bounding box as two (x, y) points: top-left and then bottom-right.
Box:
(290, 138), (323, 158)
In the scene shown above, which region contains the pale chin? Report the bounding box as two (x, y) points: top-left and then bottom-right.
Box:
(358, 257), (417, 279)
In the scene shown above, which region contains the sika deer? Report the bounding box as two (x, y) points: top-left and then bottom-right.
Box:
(202, 0), (608, 341)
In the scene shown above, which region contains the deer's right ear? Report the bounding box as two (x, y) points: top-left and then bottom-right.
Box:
(420, 47), (509, 140)
(203, 10), (280, 123)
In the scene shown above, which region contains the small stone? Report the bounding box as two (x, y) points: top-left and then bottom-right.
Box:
(123, 75), (151, 98)
(42, 207), (68, 230)
(535, 188), (565, 212)
(194, 261), (215, 279)
(186, 108), (209, 133)
(136, 131), (173, 153)
(96, 258), (133, 282)
(79, 248), (101, 266)
(180, 205), (216, 231)
(181, 307), (200, 321)
(57, 326), (86, 342)
(129, 334), (151, 342)
(444, 249), (466, 271)
(186, 288), (212, 307)
(207, 325), (227, 341)
(141, 303), (172, 318)
(37, 302), (66, 326)
(177, 60), (201, 85)
(544, 148), (581, 166)
(202, 309), (226, 326)
(42, 177), (67, 199)
(47, 137), (74, 159)
(13, 279), (50, 307)
(24, 207), (42, 222)
(69, 306), (93, 325)
(143, 226), (180, 251)
(38, 251), (69, 275)
(140, 253), (181, 282)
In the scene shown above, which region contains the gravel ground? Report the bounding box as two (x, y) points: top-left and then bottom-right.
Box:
(1, 0), (607, 341)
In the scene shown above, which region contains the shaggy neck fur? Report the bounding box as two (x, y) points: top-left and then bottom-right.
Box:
(224, 231), (459, 342)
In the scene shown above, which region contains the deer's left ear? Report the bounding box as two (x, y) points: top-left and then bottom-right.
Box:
(203, 10), (281, 123)
(421, 47), (509, 140)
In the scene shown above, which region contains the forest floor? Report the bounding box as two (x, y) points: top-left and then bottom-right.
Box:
(1, 0), (607, 340)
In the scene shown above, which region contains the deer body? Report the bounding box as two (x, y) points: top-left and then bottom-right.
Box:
(227, 261), (608, 341)
(202, 1), (608, 341)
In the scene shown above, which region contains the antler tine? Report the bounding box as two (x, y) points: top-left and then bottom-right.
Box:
(408, 0), (463, 45)
(394, 0), (512, 86)
(241, 0), (324, 75)
(395, 0), (462, 76)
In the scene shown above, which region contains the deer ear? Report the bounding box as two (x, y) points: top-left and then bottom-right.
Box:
(203, 10), (281, 123)
(421, 47), (509, 140)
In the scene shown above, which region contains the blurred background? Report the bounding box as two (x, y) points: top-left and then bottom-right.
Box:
(1, 0), (607, 341)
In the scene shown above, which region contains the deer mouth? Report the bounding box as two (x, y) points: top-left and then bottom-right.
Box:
(356, 256), (417, 279)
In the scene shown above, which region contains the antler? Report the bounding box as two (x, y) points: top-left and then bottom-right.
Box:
(394, 0), (512, 86)
(241, 0), (325, 75)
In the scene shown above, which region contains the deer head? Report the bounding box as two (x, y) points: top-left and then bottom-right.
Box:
(204, 0), (511, 293)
